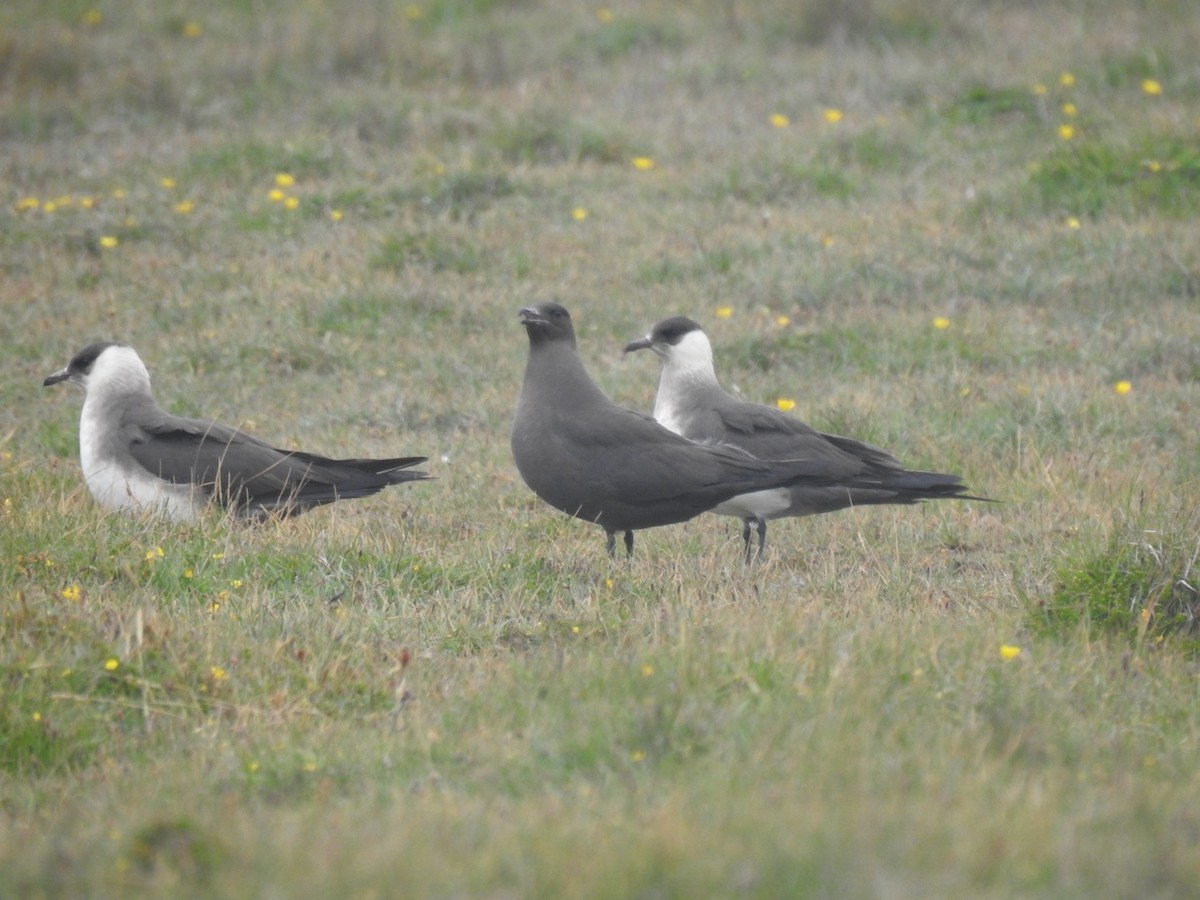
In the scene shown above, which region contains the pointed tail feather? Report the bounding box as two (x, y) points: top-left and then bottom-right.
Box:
(849, 469), (994, 506)
(348, 456), (434, 484)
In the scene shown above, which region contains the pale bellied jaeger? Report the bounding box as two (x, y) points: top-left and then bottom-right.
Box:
(625, 316), (988, 561)
(44, 342), (430, 521)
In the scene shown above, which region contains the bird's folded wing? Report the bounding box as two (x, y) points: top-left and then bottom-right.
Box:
(706, 401), (883, 476)
(714, 400), (827, 442)
(124, 412), (323, 495)
(819, 432), (908, 473)
(556, 406), (823, 503)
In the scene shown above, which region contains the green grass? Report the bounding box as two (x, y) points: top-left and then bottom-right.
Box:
(1037, 504), (1200, 649)
(2, 0), (1199, 896)
(1030, 138), (1200, 217)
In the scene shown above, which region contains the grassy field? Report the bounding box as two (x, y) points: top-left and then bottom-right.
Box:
(2, 0), (1199, 895)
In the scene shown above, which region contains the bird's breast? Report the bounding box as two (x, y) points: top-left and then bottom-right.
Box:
(79, 402), (200, 521)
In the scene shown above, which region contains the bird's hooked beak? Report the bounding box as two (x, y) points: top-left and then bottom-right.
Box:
(43, 368), (72, 387)
(623, 335), (653, 354)
(518, 306), (549, 328)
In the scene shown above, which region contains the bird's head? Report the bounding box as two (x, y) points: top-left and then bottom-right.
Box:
(624, 316), (712, 371)
(44, 342), (150, 397)
(518, 302), (576, 348)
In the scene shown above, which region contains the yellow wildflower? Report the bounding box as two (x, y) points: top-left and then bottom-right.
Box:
(1061, 102), (1078, 117)
(99, 235), (119, 249)
(631, 156), (655, 170)
(210, 666), (227, 681)
(776, 314), (790, 327)
(933, 316), (951, 330)
(173, 200), (194, 214)
(822, 107), (844, 124)
(596, 8), (614, 22)
(274, 172), (296, 188)
(283, 196), (299, 210)
(104, 658), (120, 671)
(1031, 82), (1048, 96)
(160, 177), (176, 189)
(330, 209), (344, 222)
(1066, 216), (1081, 230)
(769, 113), (790, 128)
(1057, 124), (1076, 140)
(183, 568), (194, 579)
(1000, 645), (1021, 660)
(82, 9), (102, 25)
(776, 398), (796, 411)
(640, 664), (654, 677)
(1113, 380), (1132, 395)
(404, 4), (423, 19)
(571, 207), (589, 221)
(16, 197), (39, 212)
(715, 306), (733, 319)
(182, 21), (202, 38)
(1059, 72), (1076, 87)
(61, 584), (81, 601)
(1141, 79), (1163, 96)
(268, 188), (285, 202)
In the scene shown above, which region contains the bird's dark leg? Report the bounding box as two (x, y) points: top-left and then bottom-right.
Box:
(605, 530), (617, 558)
(623, 529), (634, 558)
(754, 517), (767, 563)
(741, 518), (754, 565)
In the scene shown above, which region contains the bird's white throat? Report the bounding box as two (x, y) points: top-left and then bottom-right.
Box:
(653, 330), (719, 435)
(76, 346), (200, 520)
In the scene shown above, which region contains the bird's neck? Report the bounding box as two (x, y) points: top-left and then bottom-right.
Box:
(653, 352), (719, 423)
(521, 341), (611, 410)
(80, 361), (156, 441)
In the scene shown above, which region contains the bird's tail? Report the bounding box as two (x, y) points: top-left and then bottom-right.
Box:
(878, 469), (989, 500)
(368, 456), (434, 484)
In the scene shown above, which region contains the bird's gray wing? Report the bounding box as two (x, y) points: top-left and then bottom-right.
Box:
(714, 401), (978, 500)
(121, 403), (326, 502)
(560, 405), (835, 503)
(696, 396), (876, 474)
